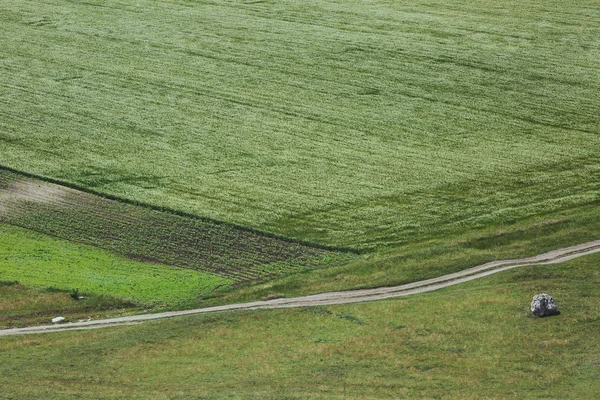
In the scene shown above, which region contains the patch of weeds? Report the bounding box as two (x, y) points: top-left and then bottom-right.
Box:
(70, 288), (81, 300)
(304, 306), (333, 316)
(0, 280), (19, 287)
(338, 313), (367, 325)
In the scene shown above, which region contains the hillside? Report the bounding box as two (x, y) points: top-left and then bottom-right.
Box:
(1, 254), (599, 398)
(1, 0), (598, 249)
(0, 0), (599, 396)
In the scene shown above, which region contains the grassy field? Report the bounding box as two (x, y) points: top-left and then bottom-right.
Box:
(0, 0), (598, 249)
(2, 198), (598, 329)
(207, 202), (600, 305)
(0, 0), (599, 395)
(2, 164), (598, 320)
(1, 254), (599, 398)
(0, 281), (141, 329)
(0, 223), (232, 311)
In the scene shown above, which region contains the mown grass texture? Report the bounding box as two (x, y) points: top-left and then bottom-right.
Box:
(1, 0), (598, 249)
(1, 254), (599, 399)
(0, 223), (231, 308)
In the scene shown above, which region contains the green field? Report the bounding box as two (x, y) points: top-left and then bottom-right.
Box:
(2, 255), (599, 398)
(208, 203), (600, 306)
(0, 281), (141, 329)
(1, 0), (598, 249)
(1, 0), (599, 396)
(0, 223), (231, 308)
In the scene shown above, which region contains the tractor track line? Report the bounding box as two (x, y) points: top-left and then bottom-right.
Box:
(2, 239), (599, 337)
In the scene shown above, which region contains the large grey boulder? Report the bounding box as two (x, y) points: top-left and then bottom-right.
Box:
(531, 294), (560, 317)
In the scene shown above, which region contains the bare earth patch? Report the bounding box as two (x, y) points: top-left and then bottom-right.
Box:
(0, 179), (72, 214)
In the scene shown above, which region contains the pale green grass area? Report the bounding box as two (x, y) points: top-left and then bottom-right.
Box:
(1, 254), (599, 399)
(1, 0), (598, 249)
(0, 224), (232, 306)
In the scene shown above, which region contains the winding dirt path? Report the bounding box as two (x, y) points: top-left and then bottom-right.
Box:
(2, 239), (600, 337)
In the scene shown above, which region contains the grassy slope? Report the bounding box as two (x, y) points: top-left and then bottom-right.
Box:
(0, 224), (231, 308)
(0, 0), (598, 392)
(201, 202), (600, 306)
(1, 254), (599, 399)
(2, 199), (598, 329)
(0, 0), (598, 249)
(0, 282), (141, 329)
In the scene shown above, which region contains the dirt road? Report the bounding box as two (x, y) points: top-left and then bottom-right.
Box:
(2, 239), (599, 337)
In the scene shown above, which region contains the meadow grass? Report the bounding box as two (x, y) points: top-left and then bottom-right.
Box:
(2, 191), (597, 322)
(0, 281), (141, 329)
(0, 0), (597, 249)
(1, 253), (599, 399)
(207, 202), (600, 305)
(0, 224), (232, 309)
(0, 0), (598, 394)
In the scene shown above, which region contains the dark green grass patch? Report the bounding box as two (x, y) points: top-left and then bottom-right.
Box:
(0, 170), (352, 284)
(0, 0), (598, 249)
(1, 253), (599, 398)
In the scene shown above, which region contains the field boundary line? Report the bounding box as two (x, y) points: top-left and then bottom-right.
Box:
(0, 164), (360, 254)
(2, 240), (599, 337)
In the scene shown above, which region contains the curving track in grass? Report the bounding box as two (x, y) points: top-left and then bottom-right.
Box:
(2, 239), (599, 337)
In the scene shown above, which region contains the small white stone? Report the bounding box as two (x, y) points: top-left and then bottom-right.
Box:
(52, 316), (66, 324)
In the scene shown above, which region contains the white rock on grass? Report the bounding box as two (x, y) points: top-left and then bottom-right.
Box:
(531, 294), (560, 317)
(51, 316), (66, 324)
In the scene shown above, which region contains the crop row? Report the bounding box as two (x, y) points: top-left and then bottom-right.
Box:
(0, 223), (232, 306)
(0, 170), (353, 283)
